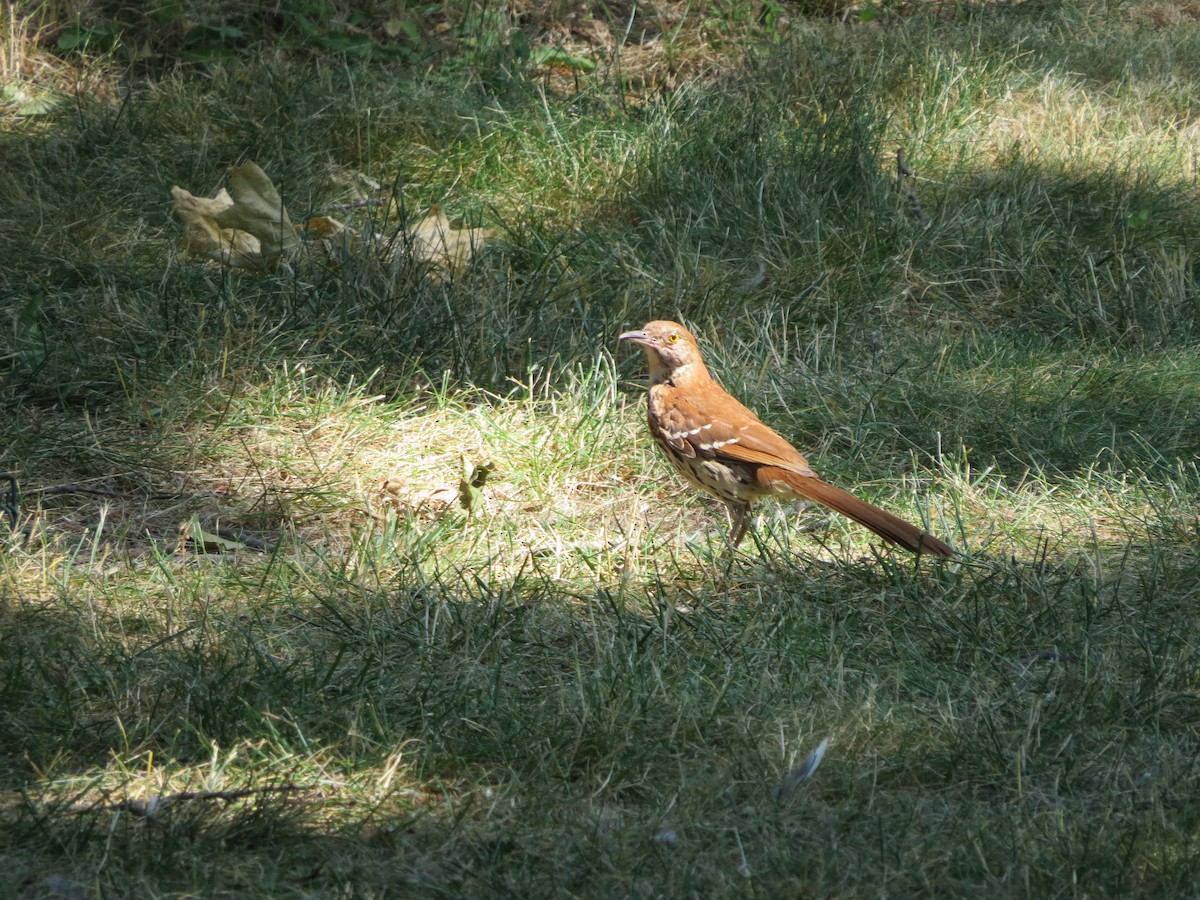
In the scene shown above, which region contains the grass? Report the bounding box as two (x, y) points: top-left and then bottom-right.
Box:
(3, 0), (1200, 895)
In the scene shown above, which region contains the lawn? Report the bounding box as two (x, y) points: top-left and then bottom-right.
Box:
(2, 0), (1200, 896)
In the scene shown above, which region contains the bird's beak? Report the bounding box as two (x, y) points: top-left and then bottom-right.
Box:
(619, 330), (649, 346)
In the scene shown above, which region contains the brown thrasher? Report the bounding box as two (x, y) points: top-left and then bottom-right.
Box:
(620, 320), (953, 557)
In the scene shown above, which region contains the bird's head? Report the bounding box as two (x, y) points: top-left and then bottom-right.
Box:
(619, 320), (708, 386)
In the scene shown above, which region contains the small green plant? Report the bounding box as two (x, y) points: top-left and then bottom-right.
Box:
(55, 19), (119, 53)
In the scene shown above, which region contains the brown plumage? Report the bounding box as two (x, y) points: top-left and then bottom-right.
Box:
(620, 320), (953, 557)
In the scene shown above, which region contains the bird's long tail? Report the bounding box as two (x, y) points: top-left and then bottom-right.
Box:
(762, 468), (953, 557)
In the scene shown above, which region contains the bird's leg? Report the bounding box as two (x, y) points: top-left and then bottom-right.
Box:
(726, 500), (751, 549)
(711, 500), (751, 577)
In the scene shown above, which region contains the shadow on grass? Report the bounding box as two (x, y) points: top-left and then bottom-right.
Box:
(4, 532), (1200, 894)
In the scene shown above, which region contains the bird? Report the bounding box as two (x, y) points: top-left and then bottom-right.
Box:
(619, 320), (953, 557)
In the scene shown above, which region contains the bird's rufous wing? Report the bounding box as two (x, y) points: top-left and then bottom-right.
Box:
(652, 388), (817, 478)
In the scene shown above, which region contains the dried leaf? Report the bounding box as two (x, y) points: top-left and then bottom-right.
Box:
(408, 206), (493, 278)
(305, 215), (347, 239)
(172, 163), (492, 279)
(380, 475), (407, 496)
(424, 486), (461, 508)
(171, 186), (263, 268)
(304, 213), (362, 258)
(171, 162), (298, 272)
(217, 162), (300, 261)
(328, 167), (382, 201)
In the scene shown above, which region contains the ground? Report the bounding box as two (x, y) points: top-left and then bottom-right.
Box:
(2, 1), (1200, 896)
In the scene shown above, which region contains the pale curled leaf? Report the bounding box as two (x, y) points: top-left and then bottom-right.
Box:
(328, 167), (382, 201)
(171, 185), (263, 269)
(305, 214), (363, 258)
(408, 206), (493, 278)
(172, 165), (491, 277)
(378, 475), (462, 513)
(171, 162), (298, 272)
(173, 185), (236, 220)
(306, 215), (348, 239)
(217, 162), (300, 259)
(425, 486), (461, 508)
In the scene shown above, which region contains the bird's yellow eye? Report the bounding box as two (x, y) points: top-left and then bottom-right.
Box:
(668, 333), (679, 343)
